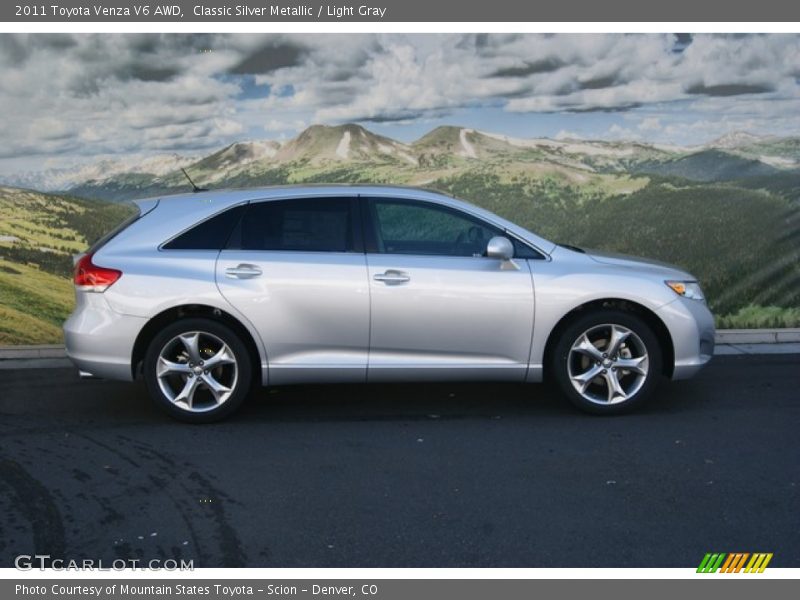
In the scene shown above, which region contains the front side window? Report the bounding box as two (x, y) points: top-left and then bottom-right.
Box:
(230, 197), (357, 253)
(370, 199), (500, 257)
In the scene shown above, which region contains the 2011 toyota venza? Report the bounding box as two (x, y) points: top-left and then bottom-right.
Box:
(64, 185), (714, 422)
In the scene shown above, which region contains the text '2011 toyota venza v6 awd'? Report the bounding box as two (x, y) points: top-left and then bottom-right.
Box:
(64, 185), (714, 422)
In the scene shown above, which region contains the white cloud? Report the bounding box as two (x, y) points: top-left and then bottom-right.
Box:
(638, 117), (662, 132)
(264, 118), (307, 132)
(0, 33), (799, 173)
(554, 130), (585, 140)
(606, 124), (642, 140)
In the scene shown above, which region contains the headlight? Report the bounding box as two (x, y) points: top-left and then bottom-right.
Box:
(666, 280), (705, 302)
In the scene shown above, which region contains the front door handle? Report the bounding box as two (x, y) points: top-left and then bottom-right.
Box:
(373, 270), (410, 285)
(225, 264), (262, 279)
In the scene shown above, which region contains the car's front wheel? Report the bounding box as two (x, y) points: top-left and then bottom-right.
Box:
(143, 318), (253, 423)
(550, 309), (663, 414)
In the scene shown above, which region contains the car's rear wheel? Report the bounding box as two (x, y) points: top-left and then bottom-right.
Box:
(550, 309), (663, 414)
(143, 318), (252, 423)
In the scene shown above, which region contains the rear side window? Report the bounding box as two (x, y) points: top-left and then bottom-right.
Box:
(163, 205), (246, 250)
(229, 197), (358, 253)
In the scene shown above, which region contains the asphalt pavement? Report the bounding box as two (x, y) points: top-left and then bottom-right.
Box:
(0, 354), (798, 568)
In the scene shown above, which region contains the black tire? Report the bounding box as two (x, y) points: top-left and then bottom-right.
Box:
(549, 309), (663, 415)
(143, 318), (253, 423)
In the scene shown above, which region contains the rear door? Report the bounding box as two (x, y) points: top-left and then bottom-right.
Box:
(216, 196), (370, 384)
(363, 197), (536, 382)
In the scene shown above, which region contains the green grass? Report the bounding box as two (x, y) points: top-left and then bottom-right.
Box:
(716, 305), (800, 329)
(0, 257), (73, 344)
(0, 187), (134, 344)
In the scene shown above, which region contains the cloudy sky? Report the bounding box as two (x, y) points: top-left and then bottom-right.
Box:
(1, 33), (799, 175)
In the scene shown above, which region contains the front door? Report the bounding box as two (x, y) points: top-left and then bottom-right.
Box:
(364, 197), (535, 382)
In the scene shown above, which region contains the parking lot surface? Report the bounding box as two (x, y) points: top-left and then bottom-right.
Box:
(1, 354), (798, 567)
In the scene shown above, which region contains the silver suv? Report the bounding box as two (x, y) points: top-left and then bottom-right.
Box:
(64, 186), (714, 422)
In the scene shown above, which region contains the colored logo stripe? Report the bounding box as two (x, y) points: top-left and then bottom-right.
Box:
(697, 552), (773, 573)
(721, 553), (749, 573)
(697, 553), (726, 573)
(745, 553), (773, 573)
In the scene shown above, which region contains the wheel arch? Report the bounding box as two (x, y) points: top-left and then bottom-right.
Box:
(542, 298), (675, 379)
(131, 304), (264, 383)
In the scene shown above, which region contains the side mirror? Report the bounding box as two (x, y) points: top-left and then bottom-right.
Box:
(486, 236), (520, 270)
(486, 236), (514, 260)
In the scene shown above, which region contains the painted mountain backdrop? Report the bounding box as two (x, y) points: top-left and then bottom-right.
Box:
(7, 124), (800, 198)
(1, 124), (799, 343)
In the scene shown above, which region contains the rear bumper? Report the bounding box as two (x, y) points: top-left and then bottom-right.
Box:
(657, 296), (715, 380)
(63, 293), (146, 381)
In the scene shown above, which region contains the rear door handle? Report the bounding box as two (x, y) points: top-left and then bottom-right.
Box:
(225, 264), (262, 279)
(373, 270), (410, 285)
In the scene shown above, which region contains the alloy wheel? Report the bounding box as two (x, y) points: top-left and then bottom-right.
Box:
(567, 324), (650, 405)
(156, 331), (239, 412)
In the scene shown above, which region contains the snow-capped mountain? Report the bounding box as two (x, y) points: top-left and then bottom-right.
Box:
(708, 131), (772, 149)
(3, 153), (199, 192)
(2, 125), (798, 199)
(273, 124), (416, 165)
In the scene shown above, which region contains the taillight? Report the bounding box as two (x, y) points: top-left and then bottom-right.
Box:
(74, 253), (122, 293)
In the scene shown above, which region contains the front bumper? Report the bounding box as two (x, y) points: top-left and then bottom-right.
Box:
(63, 293), (147, 381)
(657, 296), (715, 380)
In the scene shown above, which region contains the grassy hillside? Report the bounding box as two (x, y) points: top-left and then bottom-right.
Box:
(11, 167), (800, 344)
(0, 257), (72, 343)
(634, 150), (780, 182)
(431, 173), (800, 325)
(0, 187), (135, 344)
(3, 125), (800, 344)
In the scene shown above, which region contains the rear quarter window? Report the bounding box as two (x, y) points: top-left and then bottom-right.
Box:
(162, 204), (247, 250)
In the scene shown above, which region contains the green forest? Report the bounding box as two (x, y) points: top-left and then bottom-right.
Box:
(433, 172), (800, 325)
(1, 148), (799, 345)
